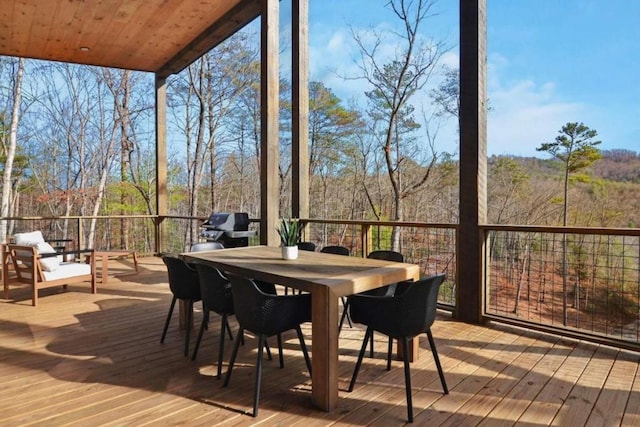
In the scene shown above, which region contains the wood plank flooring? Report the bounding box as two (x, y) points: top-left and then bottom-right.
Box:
(1, 256), (639, 426)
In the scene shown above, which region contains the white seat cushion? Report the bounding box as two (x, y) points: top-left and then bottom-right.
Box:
(42, 262), (91, 281)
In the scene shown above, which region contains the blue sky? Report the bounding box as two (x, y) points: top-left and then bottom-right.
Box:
(281, 1), (639, 157)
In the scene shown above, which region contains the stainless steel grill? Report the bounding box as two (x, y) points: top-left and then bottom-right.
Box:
(199, 212), (256, 248)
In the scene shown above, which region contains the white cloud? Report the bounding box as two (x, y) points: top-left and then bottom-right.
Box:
(440, 51), (459, 69)
(488, 58), (587, 157)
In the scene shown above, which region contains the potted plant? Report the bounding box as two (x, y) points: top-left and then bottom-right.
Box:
(276, 218), (302, 260)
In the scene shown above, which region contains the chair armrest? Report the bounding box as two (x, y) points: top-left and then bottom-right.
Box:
(350, 293), (396, 312)
(349, 293), (406, 334)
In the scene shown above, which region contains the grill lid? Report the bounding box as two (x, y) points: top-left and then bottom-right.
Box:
(202, 212), (249, 231)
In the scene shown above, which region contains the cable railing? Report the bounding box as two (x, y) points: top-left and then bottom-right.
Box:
(301, 219), (458, 307)
(1, 215), (157, 256)
(482, 225), (640, 350)
(4, 214), (639, 349)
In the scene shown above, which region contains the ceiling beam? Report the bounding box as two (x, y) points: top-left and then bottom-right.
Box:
(156, 0), (262, 78)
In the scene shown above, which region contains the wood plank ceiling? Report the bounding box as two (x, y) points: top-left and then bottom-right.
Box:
(0, 0), (261, 78)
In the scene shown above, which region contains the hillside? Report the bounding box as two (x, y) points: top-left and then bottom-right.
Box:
(592, 149), (640, 183)
(486, 149), (640, 228)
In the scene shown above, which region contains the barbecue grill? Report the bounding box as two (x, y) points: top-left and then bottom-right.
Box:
(199, 212), (256, 248)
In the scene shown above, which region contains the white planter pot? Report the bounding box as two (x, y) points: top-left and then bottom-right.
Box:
(281, 245), (298, 260)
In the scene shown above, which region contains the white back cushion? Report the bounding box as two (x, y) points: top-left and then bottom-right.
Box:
(13, 231), (45, 246)
(35, 242), (60, 272)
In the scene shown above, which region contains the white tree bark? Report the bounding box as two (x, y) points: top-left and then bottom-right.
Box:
(0, 58), (25, 243)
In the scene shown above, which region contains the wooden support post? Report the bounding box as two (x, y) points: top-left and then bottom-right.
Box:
(155, 75), (167, 254)
(292, 0), (309, 221)
(458, 0), (487, 323)
(260, 0), (280, 247)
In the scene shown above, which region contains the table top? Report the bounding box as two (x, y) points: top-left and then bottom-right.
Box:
(184, 245), (420, 297)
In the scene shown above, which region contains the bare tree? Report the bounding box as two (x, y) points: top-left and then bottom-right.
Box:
(169, 34), (256, 249)
(0, 58), (24, 242)
(308, 82), (363, 221)
(27, 63), (101, 243)
(351, 0), (447, 251)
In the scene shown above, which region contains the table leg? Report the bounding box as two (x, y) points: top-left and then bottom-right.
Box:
(178, 299), (194, 330)
(397, 338), (420, 361)
(311, 286), (339, 412)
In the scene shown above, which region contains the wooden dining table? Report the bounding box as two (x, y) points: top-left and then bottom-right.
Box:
(183, 245), (421, 412)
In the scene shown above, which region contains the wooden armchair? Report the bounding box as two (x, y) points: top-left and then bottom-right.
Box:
(2, 243), (96, 306)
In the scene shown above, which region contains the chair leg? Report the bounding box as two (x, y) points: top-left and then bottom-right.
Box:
(223, 327), (244, 387)
(277, 333), (284, 368)
(369, 331), (375, 358)
(160, 296), (177, 343)
(296, 326), (312, 376)
(348, 327), (373, 392)
(386, 336), (393, 371)
(338, 298), (352, 331)
(216, 314), (231, 379)
(253, 334), (266, 417)
(401, 337), (414, 423)
(191, 310), (209, 361)
(339, 297), (352, 331)
(427, 330), (449, 394)
(224, 316), (234, 340)
(184, 300), (193, 356)
(264, 339), (272, 361)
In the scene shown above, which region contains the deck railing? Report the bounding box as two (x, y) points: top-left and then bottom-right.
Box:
(4, 215), (639, 350)
(300, 219), (458, 307)
(482, 225), (640, 350)
(2, 215), (157, 255)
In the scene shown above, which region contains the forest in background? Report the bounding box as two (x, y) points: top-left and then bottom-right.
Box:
(1, 54), (639, 249)
(0, 0), (639, 251)
(0, 0), (637, 344)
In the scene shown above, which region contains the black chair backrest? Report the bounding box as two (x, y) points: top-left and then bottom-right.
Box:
(190, 241), (225, 252)
(227, 274), (268, 334)
(320, 245), (349, 256)
(194, 263), (234, 314)
(394, 273), (446, 336)
(367, 250), (404, 263)
(161, 254), (200, 300)
(227, 274), (311, 336)
(363, 250), (405, 296)
(297, 241), (316, 251)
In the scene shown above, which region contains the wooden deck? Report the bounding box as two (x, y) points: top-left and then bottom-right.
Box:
(1, 256), (639, 426)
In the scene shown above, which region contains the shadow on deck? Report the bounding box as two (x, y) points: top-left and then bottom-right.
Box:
(1, 256), (638, 426)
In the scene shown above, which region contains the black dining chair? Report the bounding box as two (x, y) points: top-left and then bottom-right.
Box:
(297, 241), (316, 251)
(223, 274), (312, 417)
(348, 273), (448, 423)
(339, 250), (406, 357)
(320, 245), (350, 256)
(191, 263), (236, 378)
(320, 245), (352, 327)
(365, 250), (405, 356)
(280, 241), (317, 296)
(368, 249), (404, 263)
(190, 241), (225, 252)
(160, 254), (201, 356)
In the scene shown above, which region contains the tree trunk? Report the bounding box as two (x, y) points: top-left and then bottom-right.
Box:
(0, 58), (24, 243)
(120, 71), (132, 250)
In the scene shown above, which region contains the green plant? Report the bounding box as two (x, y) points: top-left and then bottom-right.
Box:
(276, 218), (302, 247)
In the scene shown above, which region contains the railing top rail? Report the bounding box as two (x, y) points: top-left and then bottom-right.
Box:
(300, 218), (459, 229)
(482, 224), (640, 236)
(8, 216), (637, 237)
(2, 215), (158, 221)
